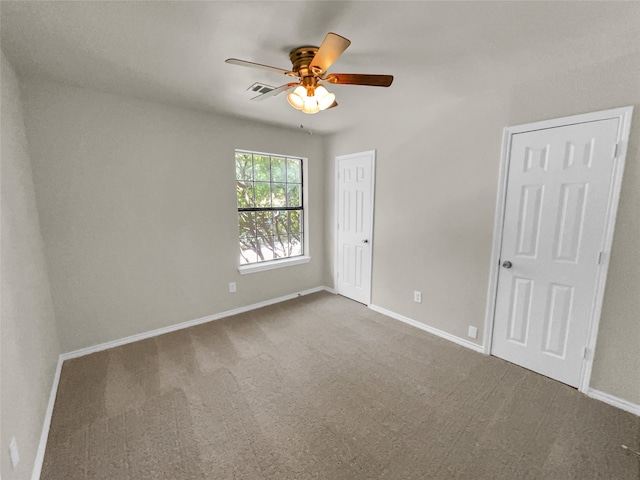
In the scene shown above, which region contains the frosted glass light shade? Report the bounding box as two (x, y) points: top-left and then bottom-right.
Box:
(315, 85), (336, 110)
(287, 86), (306, 110)
(302, 95), (320, 114)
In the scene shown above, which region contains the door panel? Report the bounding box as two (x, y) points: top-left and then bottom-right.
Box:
(492, 119), (619, 387)
(336, 152), (374, 305)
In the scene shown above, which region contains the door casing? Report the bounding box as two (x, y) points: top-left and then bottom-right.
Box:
(334, 150), (376, 305)
(483, 106), (633, 393)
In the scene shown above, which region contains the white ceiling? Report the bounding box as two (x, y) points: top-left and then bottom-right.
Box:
(2, 1), (639, 134)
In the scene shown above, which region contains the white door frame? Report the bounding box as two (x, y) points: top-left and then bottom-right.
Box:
(483, 106), (633, 393)
(334, 150), (376, 305)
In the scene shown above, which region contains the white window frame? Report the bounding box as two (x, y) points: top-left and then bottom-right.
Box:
(236, 149), (310, 275)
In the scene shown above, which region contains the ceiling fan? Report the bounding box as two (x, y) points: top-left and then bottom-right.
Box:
(225, 32), (393, 114)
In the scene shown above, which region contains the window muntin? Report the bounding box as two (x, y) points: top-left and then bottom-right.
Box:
(235, 151), (304, 265)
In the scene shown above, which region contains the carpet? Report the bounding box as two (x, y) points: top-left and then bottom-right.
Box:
(41, 291), (640, 479)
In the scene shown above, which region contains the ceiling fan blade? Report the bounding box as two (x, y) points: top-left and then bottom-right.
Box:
(225, 58), (293, 76)
(251, 83), (298, 101)
(309, 32), (351, 74)
(325, 73), (394, 87)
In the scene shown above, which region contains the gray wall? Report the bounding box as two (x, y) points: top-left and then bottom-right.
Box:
(325, 51), (640, 405)
(5, 48), (639, 480)
(1, 53), (61, 480)
(21, 79), (326, 353)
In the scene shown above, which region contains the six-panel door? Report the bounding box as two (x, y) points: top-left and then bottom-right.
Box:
(336, 152), (374, 305)
(492, 119), (619, 387)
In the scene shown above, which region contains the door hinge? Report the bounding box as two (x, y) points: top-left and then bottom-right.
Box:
(584, 347), (591, 360)
(598, 251), (604, 264)
(613, 142), (620, 159)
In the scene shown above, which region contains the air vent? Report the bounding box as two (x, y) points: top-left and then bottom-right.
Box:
(247, 82), (275, 95)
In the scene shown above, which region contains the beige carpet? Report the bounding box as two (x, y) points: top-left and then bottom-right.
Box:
(42, 292), (640, 479)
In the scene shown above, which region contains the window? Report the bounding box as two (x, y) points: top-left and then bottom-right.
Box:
(235, 150), (305, 270)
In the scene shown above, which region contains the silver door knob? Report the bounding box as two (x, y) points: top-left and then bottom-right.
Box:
(362, 239), (369, 244)
(502, 261), (512, 269)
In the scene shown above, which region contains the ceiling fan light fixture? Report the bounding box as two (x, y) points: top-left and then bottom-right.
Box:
(315, 85), (336, 111)
(287, 85), (306, 110)
(301, 95), (320, 114)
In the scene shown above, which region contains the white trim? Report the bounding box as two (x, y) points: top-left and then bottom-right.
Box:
(334, 150), (376, 305)
(579, 106), (634, 393)
(587, 389), (640, 417)
(31, 355), (63, 480)
(482, 128), (512, 355)
(369, 304), (484, 353)
(483, 106), (634, 393)
(501, 107), (633, 135)
(61, 286), (332, 360)
(238, 255), (310, 275)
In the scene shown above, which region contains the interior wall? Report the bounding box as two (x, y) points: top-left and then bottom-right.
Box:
(1, 53), (61, 480)
(325, 50), (640, 406)
(20, 79), (326, 353)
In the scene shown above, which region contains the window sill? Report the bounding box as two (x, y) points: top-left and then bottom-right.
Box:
(238, 256), (311, 275)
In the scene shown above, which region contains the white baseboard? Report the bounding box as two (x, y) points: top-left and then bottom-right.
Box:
(368, 304), (484, 353)
(368, 305), (640, 417)
(61, 286), (333, 361)
(31, 355), (63, 480)
(587, 388), (640, 417)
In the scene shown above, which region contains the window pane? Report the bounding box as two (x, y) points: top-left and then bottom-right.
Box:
(271, 157), (286, 182)
(290, 233), (303, 256)
(257, 236), (275, 261)
(254, 182), (271, 207)
(273, 236), (287, 258)
(289, 210), (302, 233)
(236, 181), (254, 208)
(254, 155), (270, 181)
(240, 248), (254, 265)
(238, 211), (255, 239)
(287, 184), (301, 207)
(273, 210), (288, 236)
(239, 212), (258, 265)
(255, 211), (274, 237)
(235, 153), (253, 181)
(272, 183), (286, 207)
(287, 158), (301, 183)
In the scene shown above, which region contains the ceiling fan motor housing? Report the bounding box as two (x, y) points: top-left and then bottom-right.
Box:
(289, 46), (320, 78)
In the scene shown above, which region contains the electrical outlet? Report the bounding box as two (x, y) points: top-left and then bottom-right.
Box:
(468, 326), (478, 339)
(413, 291), (422, 303)
(228, 282), (236, 293)
(9, 437), (19, 468)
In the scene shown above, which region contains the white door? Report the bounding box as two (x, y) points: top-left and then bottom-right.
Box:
(492, 118), (620, 387)
(335, 151), (375, 305)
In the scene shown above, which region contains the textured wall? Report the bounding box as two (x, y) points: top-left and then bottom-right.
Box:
(21, 80), (326, 353)
(326, 51), (640, 406)
(1, 52), (61, 480)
